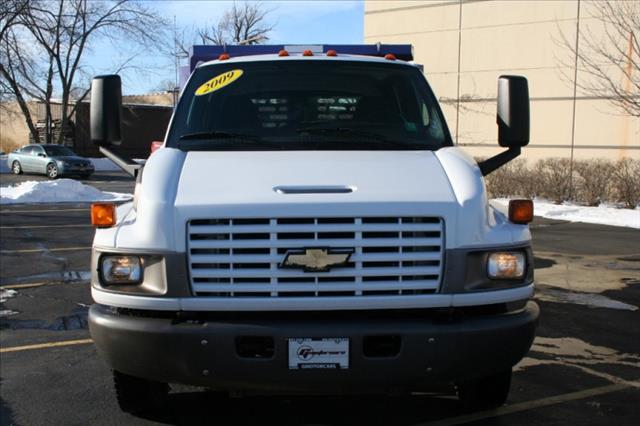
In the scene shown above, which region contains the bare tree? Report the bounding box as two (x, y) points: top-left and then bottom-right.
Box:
(1, 0), (167, 147)
(197, 2), (274, 46)
(558, 1), (640, 117)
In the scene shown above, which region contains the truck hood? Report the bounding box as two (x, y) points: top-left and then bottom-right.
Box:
(108, 147), (528, 252)
(174, 150), (456, 209)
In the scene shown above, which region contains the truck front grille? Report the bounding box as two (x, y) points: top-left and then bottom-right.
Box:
(187, 217), (444, 298)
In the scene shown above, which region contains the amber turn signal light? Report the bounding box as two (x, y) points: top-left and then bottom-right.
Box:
(91, 203), (116, 228)
(508, 199), (533, 224)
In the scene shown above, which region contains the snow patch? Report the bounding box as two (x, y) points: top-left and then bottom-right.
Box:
(0, 289), (17, 303)
(537, 288), (638, 311)
(493, 199), (640, 229)
(0, 179), (132, 204)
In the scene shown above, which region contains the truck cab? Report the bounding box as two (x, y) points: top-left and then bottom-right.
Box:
(88, 45), (538, 413)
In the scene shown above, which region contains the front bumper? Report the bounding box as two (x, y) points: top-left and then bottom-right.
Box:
(90, 302), (539, 393)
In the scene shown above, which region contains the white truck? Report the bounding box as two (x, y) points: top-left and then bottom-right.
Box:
(88, 44), (538, 414)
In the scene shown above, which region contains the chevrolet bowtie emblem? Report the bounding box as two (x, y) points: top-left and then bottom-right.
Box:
(280, 248), (354, 272)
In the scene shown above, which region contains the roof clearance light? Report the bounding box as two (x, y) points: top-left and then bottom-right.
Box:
(278, 49), (289, 57)
(384, 53), (396, 61)
(303, 50), (313, 56)
(326, 49), (337, 57)
(218, 53), (230, 60)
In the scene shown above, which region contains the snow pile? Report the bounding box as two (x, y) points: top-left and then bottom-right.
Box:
(0, 179), (132, 204)
(493, 199), (640, 229)
(90, 157), (146, 171)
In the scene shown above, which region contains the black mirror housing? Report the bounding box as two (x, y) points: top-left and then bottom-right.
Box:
(91, 75), (123, 146)
(497, 75), (530, 148)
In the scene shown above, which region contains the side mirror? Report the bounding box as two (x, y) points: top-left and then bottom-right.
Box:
(497, 75), (529, 147)
(91, 75), (122, 146)
(37, 153), (46, 158)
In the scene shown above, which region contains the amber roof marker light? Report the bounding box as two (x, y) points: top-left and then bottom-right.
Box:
(278, 49), (289, 57)
(384, 53), (396, 60)
(302, 50), (314, 56)
(218, 53), (230, 60)
(508, 199), (534, 224)
(326, 49), (337, 57)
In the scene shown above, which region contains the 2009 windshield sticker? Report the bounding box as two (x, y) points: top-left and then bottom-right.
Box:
(195, 69), (244, 96)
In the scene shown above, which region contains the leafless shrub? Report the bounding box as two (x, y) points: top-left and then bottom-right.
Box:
(573, 159), (615, 206)
(611, 158), (640, 208)
(482, 157), (638, 209)
(534, 158), (574, 204)
(0, 134), (22, 153)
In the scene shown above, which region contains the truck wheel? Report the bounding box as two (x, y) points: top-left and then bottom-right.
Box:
(456, 369), (512, 412)
(113, 370), (169, 414)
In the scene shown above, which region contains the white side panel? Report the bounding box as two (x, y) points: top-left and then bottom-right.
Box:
(92, 202), (134, 248)
(435, 147), (531, 247)
(114, 148), (186, 250)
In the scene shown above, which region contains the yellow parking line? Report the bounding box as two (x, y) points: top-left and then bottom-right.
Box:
(419, 381), (639, 426)
(0, 224), (92, 229)
(1, 246), (91, 254)
(0, 338), (93, 353)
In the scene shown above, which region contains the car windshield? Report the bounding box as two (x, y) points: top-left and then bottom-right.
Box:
(167, 59), (452, 151)
(43, 146), (77, 157)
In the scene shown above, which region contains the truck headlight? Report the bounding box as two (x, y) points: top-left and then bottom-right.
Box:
(487, 252), (525, 279)
(101, 255), (142, 284)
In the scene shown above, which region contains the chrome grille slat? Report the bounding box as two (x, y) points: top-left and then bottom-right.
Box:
(190, 223), (442, 234)
(188, 237), (441, 249)
(187, 216), (444, 298)
(191, 266), (440, 279)
(193, 280), (439, 294)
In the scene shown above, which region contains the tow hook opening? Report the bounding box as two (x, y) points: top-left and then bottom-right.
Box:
(236, 336), (275, 359)
(363, 335), (402, 358)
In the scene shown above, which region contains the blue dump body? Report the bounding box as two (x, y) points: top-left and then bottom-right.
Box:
(179, 44), (414, 88)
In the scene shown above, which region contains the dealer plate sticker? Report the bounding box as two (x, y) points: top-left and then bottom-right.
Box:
(288, 338), (349, 370)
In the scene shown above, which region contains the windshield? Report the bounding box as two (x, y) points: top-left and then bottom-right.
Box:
(43, 146), (77, 157)
(167, 60), (452, 151)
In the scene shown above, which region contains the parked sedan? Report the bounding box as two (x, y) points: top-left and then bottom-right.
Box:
(7, 144), (95, 179)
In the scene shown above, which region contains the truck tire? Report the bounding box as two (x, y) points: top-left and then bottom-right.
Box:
(113, 370), (169, 414)
(456, 369), (512, 412)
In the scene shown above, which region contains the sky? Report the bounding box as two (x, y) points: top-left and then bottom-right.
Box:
(85, 1), (364, 95)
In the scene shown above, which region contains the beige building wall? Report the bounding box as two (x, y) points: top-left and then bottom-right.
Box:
(364, 0), (639, 162)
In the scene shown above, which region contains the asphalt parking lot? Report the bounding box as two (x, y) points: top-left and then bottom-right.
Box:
(0, 172), (639, 425)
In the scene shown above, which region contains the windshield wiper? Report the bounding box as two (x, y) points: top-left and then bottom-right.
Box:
(295, 126), (426, 149)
